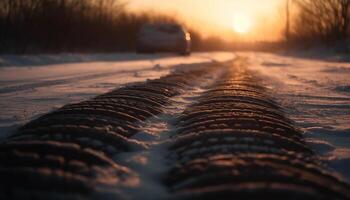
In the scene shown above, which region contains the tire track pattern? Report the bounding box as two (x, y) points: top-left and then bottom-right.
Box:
(0, 60), (349, 199)
(166, 65), (350, 199)
(0, 65), (215, 199)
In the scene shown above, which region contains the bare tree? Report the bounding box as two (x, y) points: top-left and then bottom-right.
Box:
(293, 0), (350, 44)
(0, 0), (188, 53)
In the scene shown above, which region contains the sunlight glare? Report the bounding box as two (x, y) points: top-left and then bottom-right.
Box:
(232, 13), (252, 34)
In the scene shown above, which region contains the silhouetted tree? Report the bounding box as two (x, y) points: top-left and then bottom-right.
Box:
(293, 0), (350, 45)
(0, 0), (184, 53)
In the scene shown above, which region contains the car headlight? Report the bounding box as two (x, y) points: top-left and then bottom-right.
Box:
(185, 33), (191, 41)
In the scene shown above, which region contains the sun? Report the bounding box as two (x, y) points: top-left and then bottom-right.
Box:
(232, 13), (252, 34)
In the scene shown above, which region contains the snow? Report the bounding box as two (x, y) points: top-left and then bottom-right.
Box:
(0, 51), (349, 184)
(245, 52), (350, 181)
(0, 52), (234, 139)
(111, 62), (222, 199)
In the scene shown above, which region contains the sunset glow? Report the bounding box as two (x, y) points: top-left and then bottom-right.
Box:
(232, 14), (252, 34)
(128, 0), (283, 41)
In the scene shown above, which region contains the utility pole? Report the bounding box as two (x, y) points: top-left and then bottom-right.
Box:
(285, 0), (290, 42)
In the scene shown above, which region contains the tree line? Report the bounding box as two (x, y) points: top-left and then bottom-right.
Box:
(1, 0), (349, 53)
(289, 0), (350, 49)
(0, 0), (183, 53)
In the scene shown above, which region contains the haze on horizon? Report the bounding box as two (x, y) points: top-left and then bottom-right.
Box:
(127, 0), (286, 41)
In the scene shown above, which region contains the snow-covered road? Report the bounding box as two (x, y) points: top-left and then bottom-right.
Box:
(0, 51), (349, 181)
(0, 52), (234, 137)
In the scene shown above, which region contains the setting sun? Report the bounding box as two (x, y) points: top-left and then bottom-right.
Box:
(129, 0), (283, 40)
(232, 13), (252, 34)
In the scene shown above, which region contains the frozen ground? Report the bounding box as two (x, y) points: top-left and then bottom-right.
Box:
(245, 52), (350, 181)
(0, 52), (234, 138)
(0, 51), (349, 182)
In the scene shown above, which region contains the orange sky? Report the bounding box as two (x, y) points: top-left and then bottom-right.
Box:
(127, 0), (286, 41)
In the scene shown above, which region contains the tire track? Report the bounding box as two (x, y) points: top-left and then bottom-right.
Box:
(112, 65), (223, 200)
(0, 58), (349, 199)
(0, 62), (221, 199)
(165, 58), (350, 200)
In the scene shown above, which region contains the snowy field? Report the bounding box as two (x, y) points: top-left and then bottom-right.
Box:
(0, 51), (349, 182)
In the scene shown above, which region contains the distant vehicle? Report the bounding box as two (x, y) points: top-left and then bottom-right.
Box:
(137, 23), (191, 55)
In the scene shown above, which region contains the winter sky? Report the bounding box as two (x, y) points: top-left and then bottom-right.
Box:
(128, 0), (285, 41)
